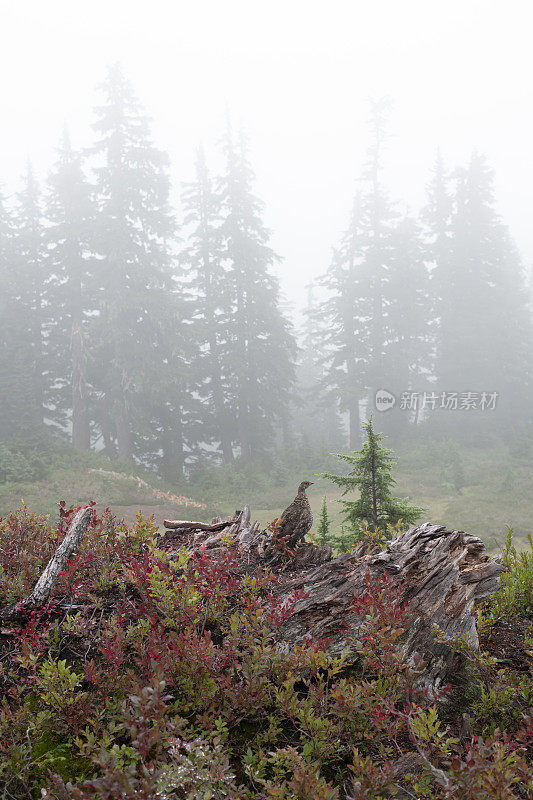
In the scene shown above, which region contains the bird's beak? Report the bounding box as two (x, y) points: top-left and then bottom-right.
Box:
(309, 482), (314, 485)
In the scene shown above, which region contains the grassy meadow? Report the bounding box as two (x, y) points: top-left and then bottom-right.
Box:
(1, 437), (532, 553)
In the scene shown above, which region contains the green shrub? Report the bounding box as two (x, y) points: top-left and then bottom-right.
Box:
(0, 444), (36, 483)
(486, 527), (533, 620)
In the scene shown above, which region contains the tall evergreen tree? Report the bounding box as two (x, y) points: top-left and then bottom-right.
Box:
(90, 64), (187, 468)
(422, 150), (452, 391)
(13, 163), (48, 428)
(46, 125), (96, 449)
(314, 101), (400, 445)
(361, 100), (399, 406)
(424, 149), (452, 311)
(434, 152), (532, 432)
(384, 215), (432, 432)
(315, 101), (433, 441)
(297, 283), (346, 455)
(181, 145), (235, 464)
(0, 190), (14, 441)
(0, 189), (40, 441)
(217, 122), (296, 462)
(314, 196), (368, 449)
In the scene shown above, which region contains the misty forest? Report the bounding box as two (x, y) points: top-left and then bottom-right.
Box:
(2, 9), (533, 799)
(1, 68), (531, 495)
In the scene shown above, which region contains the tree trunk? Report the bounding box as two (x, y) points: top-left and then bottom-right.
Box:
(160, 404), (185, 482)
(238, 401), (251, 463)
(32, 278), (45, 425)
(371, 448), (378, 529)
(211, 373), (234, 465)
(202, 245), (234, 465)
(115, 394), (133, 461)
(71, 323), (90, 450)
(348, 398), (360, 450)
(100, 394), (116, 460)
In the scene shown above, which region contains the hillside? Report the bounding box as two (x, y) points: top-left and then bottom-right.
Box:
(0, 444), (213, 528)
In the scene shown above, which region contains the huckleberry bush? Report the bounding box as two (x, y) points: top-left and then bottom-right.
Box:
(0, 503), (531, 798)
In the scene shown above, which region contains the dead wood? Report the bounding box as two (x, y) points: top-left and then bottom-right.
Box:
(162, 510), (243, 532)
(163, 519), (232, 532)
(0, 506), (93, 623)
(160, 511), (505, 698)
(1, 499), (505, 699)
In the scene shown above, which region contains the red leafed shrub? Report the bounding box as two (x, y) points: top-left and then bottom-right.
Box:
(431, 727), (533, 799)
(0, 504), (531, 799)
(0, 506), (57, 604)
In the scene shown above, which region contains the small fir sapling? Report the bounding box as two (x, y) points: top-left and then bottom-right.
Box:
(317, 495), (330, 546)
(322, 415), (424, 544)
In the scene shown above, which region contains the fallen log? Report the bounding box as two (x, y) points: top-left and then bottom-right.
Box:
(163, 517), (237, 532)
(159, 512), (505, 698)
(0, 506), (93, 623)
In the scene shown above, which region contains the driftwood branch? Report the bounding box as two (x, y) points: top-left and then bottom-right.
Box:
(0, 506), (93, 622)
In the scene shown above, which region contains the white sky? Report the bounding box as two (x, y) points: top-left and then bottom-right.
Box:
(1, 0), (532, 305)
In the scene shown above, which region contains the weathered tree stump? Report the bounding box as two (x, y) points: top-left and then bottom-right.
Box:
(162, 512), (505, 696)
(271, 523), (505, 696)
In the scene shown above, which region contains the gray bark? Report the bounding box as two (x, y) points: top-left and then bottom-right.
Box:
(0, 506), (93, 621)
(161, 514), (504, 698)
(163, 513), (240, 532)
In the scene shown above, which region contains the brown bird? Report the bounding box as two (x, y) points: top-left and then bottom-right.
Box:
(276, 480), (314, 549)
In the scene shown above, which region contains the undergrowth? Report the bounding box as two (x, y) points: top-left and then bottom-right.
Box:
(483, 528), (533, 621)
(0, 504), (531, 798)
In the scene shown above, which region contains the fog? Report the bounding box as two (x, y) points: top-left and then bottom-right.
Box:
(1, 0), (533, 539)
(2, 0), (532, 301)
(2, 8), (533, 785)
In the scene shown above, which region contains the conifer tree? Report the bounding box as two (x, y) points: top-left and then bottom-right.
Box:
(435, 152), (532, 433)
(421, 150), (453, 416)
(384, 215), (432, 432)
(295, 283), (345, 458)
(322, 416), (424, 535)
(217, 122), (296, 462)
(45, 125), (96, 448)
(317, 495), (330, 546)
(0, 190), (15, 441)
(361, 100), (399, 405)
(0, 190), (40, 441)
(314, 101), (408, 445)
(13, 163), (48, 428)
(181, 145), (235, 464)
(423, 149), (452, 336)
(313, 196), (368, 449)
(90, 64), (187, 467)
(332, 524), (357, 553)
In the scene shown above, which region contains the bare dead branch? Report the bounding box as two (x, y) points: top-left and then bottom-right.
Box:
(162, 519), (234, 532)
(0, 506), (93, 622)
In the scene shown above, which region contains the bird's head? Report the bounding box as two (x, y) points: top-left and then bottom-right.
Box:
(298, 480), (314, 493)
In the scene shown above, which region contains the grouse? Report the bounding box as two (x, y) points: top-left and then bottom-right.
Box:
(277, 480), (314, 549)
